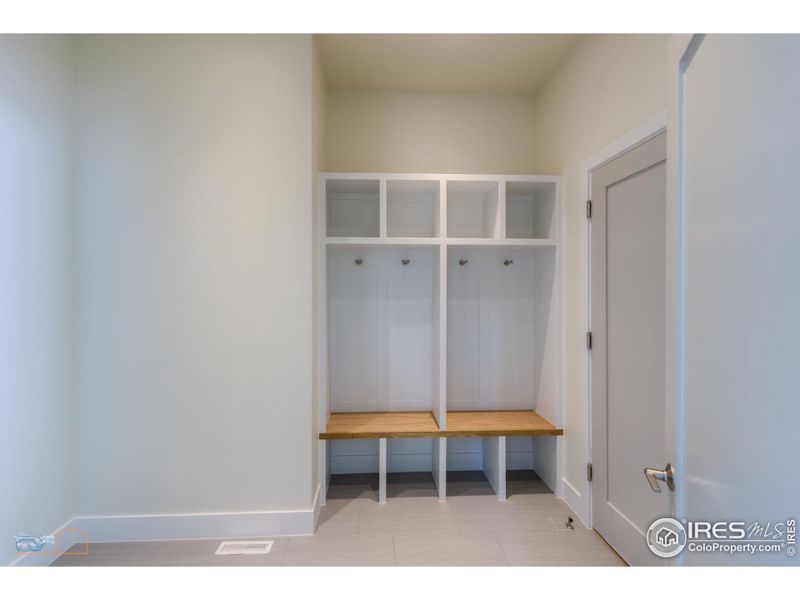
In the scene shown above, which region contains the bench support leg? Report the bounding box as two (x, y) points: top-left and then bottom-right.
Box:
(432, 437), (447, 502)
(378, 438), (387, 504)
(483, 436), (507, 501)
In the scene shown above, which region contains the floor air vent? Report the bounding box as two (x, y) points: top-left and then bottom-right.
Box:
(215, 540), (274, 555)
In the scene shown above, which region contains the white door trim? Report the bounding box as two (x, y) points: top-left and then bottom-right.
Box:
(665, 34), (704, 565)
(576, 110), (668, 528)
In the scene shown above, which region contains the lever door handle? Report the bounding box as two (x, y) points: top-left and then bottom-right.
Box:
(644, 463), (675, 493)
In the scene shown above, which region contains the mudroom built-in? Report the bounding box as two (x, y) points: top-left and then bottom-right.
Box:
(318, 173), (564, 503)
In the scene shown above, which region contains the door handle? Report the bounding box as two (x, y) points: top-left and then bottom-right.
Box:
(644, 463), (675, 493)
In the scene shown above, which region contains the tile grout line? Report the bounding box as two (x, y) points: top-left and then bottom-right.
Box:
(356, 499), (364, 535)
(280, 537), (297, 566)
(166, 540), (182, 566)
(493, 531), (512, 566)
(275, 538), (289, 566)
(444, 500), (461, 535)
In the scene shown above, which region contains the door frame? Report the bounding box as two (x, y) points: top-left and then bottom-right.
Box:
(576, 110), (668, 529)
(664, 34), (706, 564)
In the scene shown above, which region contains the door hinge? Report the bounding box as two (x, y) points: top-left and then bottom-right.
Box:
(586, 200), (592, 219)
(586, 331), (593, 350)
(587, 463), (593, 482)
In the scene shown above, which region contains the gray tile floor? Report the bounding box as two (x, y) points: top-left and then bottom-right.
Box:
(51, 471), (625, 567)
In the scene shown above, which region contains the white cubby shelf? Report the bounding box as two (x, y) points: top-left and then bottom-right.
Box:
(318, 173), (563, 505)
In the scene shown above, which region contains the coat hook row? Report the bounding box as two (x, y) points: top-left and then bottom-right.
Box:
(354, 258), (412, 265)
(355, 257), (510, 266)
(458, 258), (512, 266)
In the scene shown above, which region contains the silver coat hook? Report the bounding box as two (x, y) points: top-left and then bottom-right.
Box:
(504, 259), (514, 266)
(458, 258), (468, 266)
(354, 258), (363, 266)
(401, 259), (410, 265)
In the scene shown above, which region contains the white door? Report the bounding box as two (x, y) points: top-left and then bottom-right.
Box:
(591, 131), (669, 565)
(670, 34), (800, 566)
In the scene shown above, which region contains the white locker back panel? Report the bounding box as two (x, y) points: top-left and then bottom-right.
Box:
(447, 247), (557, 412)
(328, 247), (437, 412)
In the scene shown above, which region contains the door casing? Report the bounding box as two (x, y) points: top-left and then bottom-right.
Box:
(574, 111), (669, 530)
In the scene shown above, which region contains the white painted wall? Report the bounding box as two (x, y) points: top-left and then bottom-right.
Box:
(74, 35), (317, 517)
(0, 35), (75, 565)
(326, 90), (536, 174)
(531, 34), (670, 522)
(678, 34), (800, 566)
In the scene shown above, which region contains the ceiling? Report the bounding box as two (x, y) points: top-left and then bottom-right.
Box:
(315, 34), (583, 94)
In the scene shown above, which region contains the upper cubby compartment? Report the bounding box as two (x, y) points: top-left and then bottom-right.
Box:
(387, 180), (440, 238)
(326, 179), (380, 237)
(505, 181), (557, 239)
(447, 180), (500, 238)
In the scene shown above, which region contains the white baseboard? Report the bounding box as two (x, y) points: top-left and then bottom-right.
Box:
(68, 489), (322, 546)
(561, 477), (590, 528)
(73, 510), (316, 544)
(10, 484), (319, 565)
